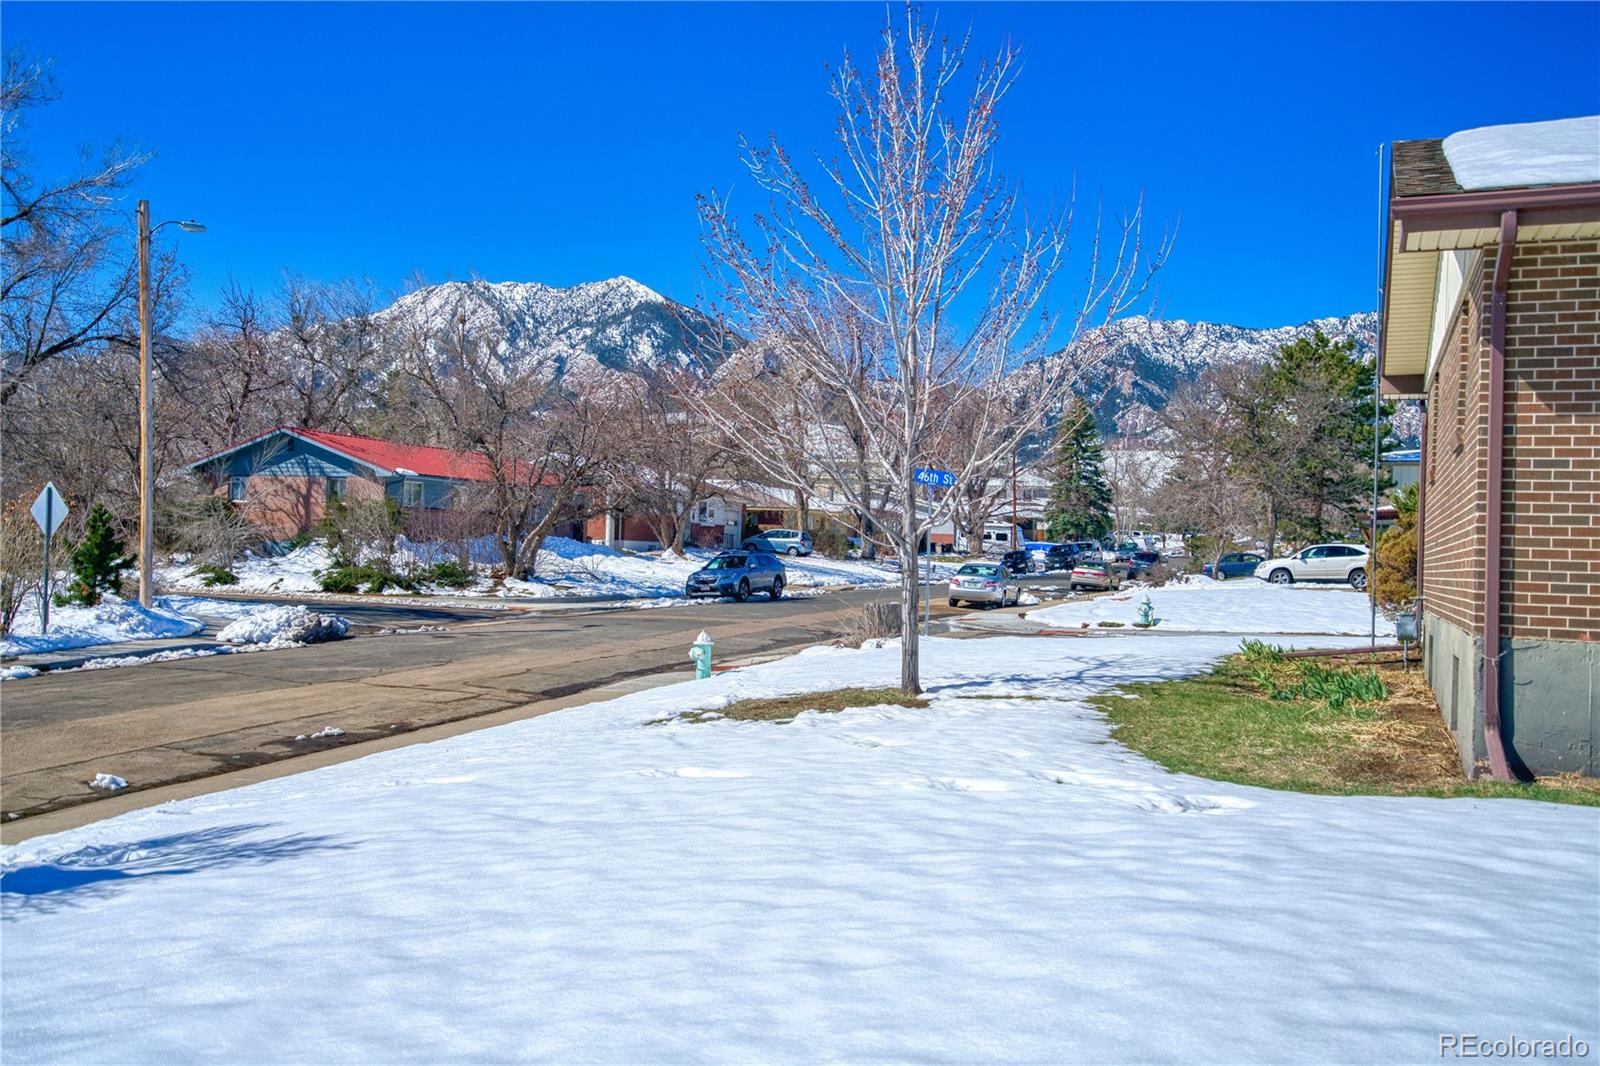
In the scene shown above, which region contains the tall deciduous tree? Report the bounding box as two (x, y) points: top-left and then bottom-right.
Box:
(698, 10), (1168, 693)
(1044, 401), (1113, 541)
(1, 50), (157, 406)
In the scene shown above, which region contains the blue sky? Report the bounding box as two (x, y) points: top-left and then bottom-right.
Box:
(6, 2), (1598, 329)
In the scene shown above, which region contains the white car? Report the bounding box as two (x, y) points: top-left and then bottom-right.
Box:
(1255, 543), (1371, 590)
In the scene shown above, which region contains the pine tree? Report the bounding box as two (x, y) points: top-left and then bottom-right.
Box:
(1374, 482), (1419, 611)
(1044, 401), (1113, 541)
(59, 504), (131, 607)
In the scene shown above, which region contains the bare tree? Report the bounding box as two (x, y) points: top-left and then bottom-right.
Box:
(698, 11), (1168, 692)
(405, 310), (611, 578)
(611, 372), (731, 556)
(1, 50), (154, 406)
(1155, 378), (1262, 572)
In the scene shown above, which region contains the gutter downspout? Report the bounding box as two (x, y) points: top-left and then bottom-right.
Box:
(1481, 209), (1518, 781)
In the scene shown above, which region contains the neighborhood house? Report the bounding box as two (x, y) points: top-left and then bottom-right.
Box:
(1379, 115), (1600, 778)
(183, 427), (575, 542)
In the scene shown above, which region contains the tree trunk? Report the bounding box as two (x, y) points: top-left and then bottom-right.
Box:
(899, 461), (921, 696)
(1265, 501), (1279, 558)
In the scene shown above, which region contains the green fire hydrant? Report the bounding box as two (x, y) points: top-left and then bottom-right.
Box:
(1136, 595), (1156, 628)
(689, 630), (714, 680)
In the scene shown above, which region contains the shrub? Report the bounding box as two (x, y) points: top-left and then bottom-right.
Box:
(318, 562), (419, 595)
(424, 560), (474, 588)
(1183, 535), (1214, 574)
(318, 498), (401, 566)
(197, 564), (239, 587)
(810, 524), (852, 558)
(835, 601), (902, 647)
(0, 500), (45, 636)
(1375, 483), (1419, 612)
(169, 493), (257, 569)
(58, 504), (132, 607)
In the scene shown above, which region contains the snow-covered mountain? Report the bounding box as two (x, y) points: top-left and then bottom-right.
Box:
(1070, 311), (1381, 436)
(377, 276), (729, 380)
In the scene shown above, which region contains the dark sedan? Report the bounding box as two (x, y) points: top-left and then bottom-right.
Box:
(1128, 550), (1161, 576)
(1042, 544), (1078, 571)
(1201, 552), (1266, 580)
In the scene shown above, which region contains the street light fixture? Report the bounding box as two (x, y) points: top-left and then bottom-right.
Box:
(137, 200), (205, 608)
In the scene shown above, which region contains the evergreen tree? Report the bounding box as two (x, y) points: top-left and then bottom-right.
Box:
(58, 504), (131, 607)
(1044, 401), (1113, 541)
(1374, 482), (1419, 611)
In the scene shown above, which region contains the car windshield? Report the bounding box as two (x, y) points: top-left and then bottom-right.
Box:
(1077, 561), (1107, 571)
(957, 564), (999, 577)
(705, 555), (747, 571)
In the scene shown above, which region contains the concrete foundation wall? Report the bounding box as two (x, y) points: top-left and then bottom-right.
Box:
(1424, 614), (1485, 776)
(1426, 613), (1599, 777)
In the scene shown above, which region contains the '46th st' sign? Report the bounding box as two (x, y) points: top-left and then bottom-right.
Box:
(913, 467), (956, 488)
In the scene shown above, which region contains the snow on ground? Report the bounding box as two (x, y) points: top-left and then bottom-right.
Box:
(1028, 575), (1395, 637)
(216, 605), (349, 646)
(0, 598), (205, 658)
(3, 633), (1593, 1063)
(160, 536), (950, 602)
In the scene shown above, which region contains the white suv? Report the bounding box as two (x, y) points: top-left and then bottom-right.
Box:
(1255, 543), (1371, 590)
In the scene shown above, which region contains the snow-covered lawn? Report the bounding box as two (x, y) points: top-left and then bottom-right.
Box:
(1028, 575), (1395, 636)
(0, 598), (204, 658)
(3, 634), (1592, 1063)
(158, 536), (949, 602)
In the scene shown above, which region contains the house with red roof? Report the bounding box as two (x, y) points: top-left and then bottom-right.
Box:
(183, 427), (572, 542)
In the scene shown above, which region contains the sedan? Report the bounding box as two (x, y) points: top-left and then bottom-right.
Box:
(1202, 552), (1265, 580)
(685, 551), (787, 601)
(1128, 550), (1161, 576)
(947, 561), (1022, 608)
(1069, 559), (1122, 591)
(1255, 543), (1371, 590)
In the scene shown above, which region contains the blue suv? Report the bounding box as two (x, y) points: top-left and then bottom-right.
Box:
(685, 551), (787, 601)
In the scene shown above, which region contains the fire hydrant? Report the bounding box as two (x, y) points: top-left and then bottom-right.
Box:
(1136, 595), (1156, 628)
(689, 630), (714, 680)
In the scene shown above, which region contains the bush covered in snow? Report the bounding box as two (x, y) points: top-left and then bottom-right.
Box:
(217, 605), (350, 646)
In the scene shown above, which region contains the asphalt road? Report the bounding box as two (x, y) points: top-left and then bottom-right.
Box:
(1, 586), (968, 826)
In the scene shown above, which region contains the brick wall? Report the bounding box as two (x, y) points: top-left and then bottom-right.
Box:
(1422, 252), (1489, 635)
(1500, 239), (1600, 641)
(214, 473), (385, 539)
(1422, 238), (1600, 642)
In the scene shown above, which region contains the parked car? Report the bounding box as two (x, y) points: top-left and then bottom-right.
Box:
(685, 551), (787, 600)
(1254, 543), (1371, 589)
(1202, 552), (1265, 580)
(1128, 550), (1161, 576)
(742, 528), (813, 556)
(947, 560), (1022, 608)
(1042, 544), (1078, 571)
(998, 548), (1032, 576)
(1069, 558), (1121, 592)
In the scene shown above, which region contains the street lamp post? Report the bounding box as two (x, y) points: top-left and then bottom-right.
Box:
(137, 201), (205, 607)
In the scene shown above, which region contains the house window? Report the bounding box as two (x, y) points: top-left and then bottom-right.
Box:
(229, 476), (248, 502)
(326, 477), (347, 502)
(402, 480), (424, 507)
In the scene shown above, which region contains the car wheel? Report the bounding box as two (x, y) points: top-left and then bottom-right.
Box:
(787, 546), (800, 556)
(769, 577), (784, 601)
(948, 597), (960, 608)
(1269, 568), (1293, 585)
(736, 579), (750, 602)
(1349, 569), (1367, 591)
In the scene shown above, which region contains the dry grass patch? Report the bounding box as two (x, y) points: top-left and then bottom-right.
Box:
(1092, 646), (1599, 807)
(659, 687), (929, 725)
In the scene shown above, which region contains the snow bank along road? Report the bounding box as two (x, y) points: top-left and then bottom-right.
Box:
(3, 635), (1594, 1063)
(1, 586), (940, 829)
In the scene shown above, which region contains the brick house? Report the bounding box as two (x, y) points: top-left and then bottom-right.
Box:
(184, 427), (578, 542)
(1378, 115), (1599, 778)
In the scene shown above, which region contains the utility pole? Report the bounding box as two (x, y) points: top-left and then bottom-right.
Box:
(137, 200), (154, 608)
(1011, 447), (1020, 544)
(136, 203), (206, 608)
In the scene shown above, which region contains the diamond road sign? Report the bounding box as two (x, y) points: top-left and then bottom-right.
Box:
(913, 467), (956, 488)
(30, 482), (68, 537)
